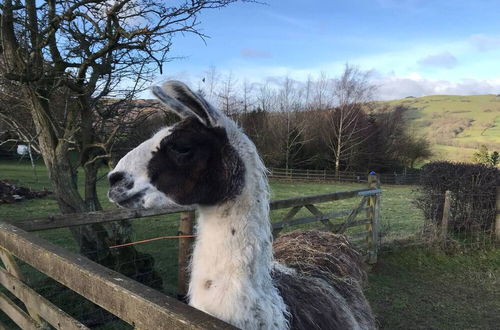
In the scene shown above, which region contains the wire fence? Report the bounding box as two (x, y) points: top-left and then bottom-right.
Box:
(418, 190), (499, 251)
(269, 168), (421, 185)
(0, 213), (184, 329)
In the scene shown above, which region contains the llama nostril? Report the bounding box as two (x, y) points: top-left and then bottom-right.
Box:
(108, 171), (125, 187)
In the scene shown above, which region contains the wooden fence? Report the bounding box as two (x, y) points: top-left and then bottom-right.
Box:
(269, 167), (420, 185)
(0, 175), (381, 329)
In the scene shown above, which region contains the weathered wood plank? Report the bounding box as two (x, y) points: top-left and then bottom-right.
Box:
(272, 210), (370, 231)
(358, 189), (382, 196)
(0, 222), (235, 330)
(350, 231), (370, 240)
(366, 174), (381, 264)
(272, 206), (303, 237)
(0, 291), (40, 330)
(304, 204), (335, 230)
(366, 175), (376, 262)
(11, 206), (194, 232)
(0, 247), (47, 327)
(273, 211), (340, 230)
(270, 188), (378, 210)
(338, 196), (368, 234)
(10, 189), (379, 232)
(0, 266), (88, 330)
(441, 190), (452, 244)
(372, 192), (381, 252)
(282, 206), (303, 224)
(343, 218), (371, 228)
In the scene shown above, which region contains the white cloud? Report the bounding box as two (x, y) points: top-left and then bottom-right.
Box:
(240, 48), (272, 58)
(418, 51), (458, 69)
(374, 76), (500, 100)
(469, 34), (500, 52)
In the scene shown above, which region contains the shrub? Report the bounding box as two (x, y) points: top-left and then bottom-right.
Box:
(415, 161), (499, 233)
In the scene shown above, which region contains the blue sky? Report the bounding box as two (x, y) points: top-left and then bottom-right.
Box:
(158, 0), (500, 100)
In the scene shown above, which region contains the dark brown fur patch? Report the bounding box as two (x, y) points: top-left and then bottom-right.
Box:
(272, 230), (376, 329)
(272, 269), (354, 330)
(147, 117), (245, 206)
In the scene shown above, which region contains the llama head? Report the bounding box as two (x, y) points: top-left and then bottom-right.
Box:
(107, 81), (248, 209)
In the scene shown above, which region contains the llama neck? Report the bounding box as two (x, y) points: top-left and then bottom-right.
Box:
(188, 176), (288, 329)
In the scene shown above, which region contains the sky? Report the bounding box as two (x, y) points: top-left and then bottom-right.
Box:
(156, 0), (500, 100)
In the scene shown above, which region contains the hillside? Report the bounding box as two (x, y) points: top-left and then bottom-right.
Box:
(377, 94), (500, 162)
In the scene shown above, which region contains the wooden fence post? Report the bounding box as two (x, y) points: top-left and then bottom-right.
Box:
(495, 187), (500, 241)
(441, 190), (452, 245)
(366, 173), (380, 264)
(178, 211), (195, 300)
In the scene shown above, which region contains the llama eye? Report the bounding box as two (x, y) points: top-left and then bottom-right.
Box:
(170, 143), (191, 155)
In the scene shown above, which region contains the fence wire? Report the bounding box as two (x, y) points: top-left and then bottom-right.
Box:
(269, 168), (420, 185)
(0, 213), (185, 329)
(419, 192), (498, 250)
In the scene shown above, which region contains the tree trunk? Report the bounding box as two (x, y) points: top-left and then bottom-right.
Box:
(26, 86), (162, 290)
(335, 142), (341, 176)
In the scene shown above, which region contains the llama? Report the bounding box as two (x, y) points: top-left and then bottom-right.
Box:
(107, 81), (376, 330)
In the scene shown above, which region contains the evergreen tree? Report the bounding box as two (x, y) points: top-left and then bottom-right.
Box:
(491, 151), (499, 166)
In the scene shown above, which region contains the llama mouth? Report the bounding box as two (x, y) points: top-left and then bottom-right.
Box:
(109, 190), (147, 209)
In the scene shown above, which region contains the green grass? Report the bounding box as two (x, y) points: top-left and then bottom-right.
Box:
(377, 94), (500, 162)
(366, 246), (500, 329)
(1, 160), (499, 329)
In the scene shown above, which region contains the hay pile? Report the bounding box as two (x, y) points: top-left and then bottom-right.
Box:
(272, 230), (375, 329)
(273, 229), (366, 283)
(0, 180), (51, 204)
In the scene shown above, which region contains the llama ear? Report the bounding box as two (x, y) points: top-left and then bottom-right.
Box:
(151, 81), (219, 126)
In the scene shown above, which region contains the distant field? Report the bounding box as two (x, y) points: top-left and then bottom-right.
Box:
(378, 94), (500, 162)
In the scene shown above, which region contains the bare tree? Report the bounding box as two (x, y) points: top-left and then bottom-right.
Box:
(241, 79), (255, 113)
(217, 71), (241, 117)
(0, 0), (245, 284)
(276, 76), (310, 169)
(201, 65), (220, 105)
(303, 74), (313, 110)
(313, 71), (331, 110)
(256, 81), (277, 112)
(324, 64), (375, 174)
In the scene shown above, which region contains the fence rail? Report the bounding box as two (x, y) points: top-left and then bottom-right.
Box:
(0, 222), (234, 330)
(0, 174), (382, 329)
(269, 168), (420, 185)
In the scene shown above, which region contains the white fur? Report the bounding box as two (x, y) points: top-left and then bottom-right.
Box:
(188, 118), (289, 329)
(110, 127), (178, 209)
(110, 117), (290, 329)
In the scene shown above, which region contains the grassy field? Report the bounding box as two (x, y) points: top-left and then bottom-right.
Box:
(366, 246), (500, 329)
(1, 159), (499, 329)
(378, 94), (500, 162)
